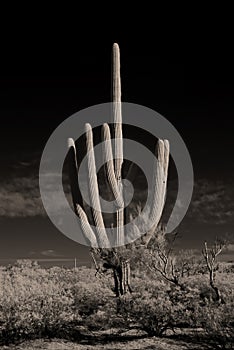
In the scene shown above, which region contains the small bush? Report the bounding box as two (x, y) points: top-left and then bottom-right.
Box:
(72, 281), (111, 316)
(193, 300), (234, 349)
(116, 279), (194, 336)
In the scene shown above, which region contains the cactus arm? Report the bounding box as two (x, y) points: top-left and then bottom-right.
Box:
(76, 204), (98, 247)
(85, 123), (110, 247)
(161, 139), (170, 207)
(147, 139), (169, 235)
(67, 138), (83, 214)
(136, 140), (169, 247)
(163, 140), (170, 175)
(150, 139), (164, 221)
(102, 123), (124, 208)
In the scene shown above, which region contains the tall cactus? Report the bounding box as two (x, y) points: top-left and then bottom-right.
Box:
(67, 43), (170, 296)
(112, 43), (124, 247)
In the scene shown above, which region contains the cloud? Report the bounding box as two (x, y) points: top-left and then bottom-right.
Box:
(186, 179), (234, 225)
(29, 249), (65, 258)
(0, 175), (72, 218)
(226, 244), (234, 252)
(1, 170), (234, 232)
(40, 250), (61, 257)
(0, 176), (45, 217)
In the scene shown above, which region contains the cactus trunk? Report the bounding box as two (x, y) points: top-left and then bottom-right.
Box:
(113, 261), (131, 296)
(112, 43), (124, 247)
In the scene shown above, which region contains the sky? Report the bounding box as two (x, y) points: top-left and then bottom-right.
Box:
(0, 32), (234, 264)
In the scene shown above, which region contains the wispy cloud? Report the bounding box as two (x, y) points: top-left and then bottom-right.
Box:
(29, 249), (65, 258)
(0, 175), (72, 217)
(226, 243), (234, 252)
(40, 249), (63, 257)
(186, 179), (234, 225)
(1, 171), (234, 231)
(0, 176), (45, 217)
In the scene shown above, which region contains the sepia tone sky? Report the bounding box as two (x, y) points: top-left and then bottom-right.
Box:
(0, 33), (234, 263)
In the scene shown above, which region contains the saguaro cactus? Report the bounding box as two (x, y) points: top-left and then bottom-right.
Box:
(67, 43), (170, 296)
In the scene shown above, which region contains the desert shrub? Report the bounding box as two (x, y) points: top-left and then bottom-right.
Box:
(83, 297), (121, 331)
(0, 263), (77, 344)
(0, 259), (233, 346)
(193, 301), (234, 349)
(72, 281), (111, 316)
(70, 277), (121, 332)
(0, 261), (116, 344)
(115, 278), (195, 336)
(0, 263), (96, 344)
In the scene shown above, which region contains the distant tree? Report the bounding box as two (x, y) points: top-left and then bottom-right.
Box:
(202, 238), (227, 303)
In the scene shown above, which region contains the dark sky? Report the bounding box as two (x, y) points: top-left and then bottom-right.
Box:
(0, 30), (234, 262)
(1, 37), (233, 178)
